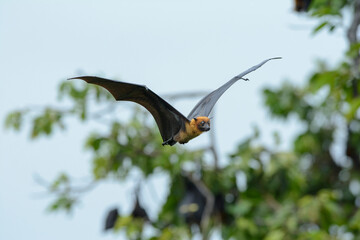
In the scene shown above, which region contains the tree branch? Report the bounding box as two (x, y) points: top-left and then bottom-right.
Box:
(33, 174), (97, 196)
(162, 91), (208, 101)
(347, 0), (360, 97)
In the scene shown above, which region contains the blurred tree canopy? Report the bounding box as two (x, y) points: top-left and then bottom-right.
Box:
(4, 0), (360, 239)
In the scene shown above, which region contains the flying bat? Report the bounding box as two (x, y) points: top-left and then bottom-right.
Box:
(69, 57), (281, 146)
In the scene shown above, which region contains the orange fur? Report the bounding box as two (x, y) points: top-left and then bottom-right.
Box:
(174, 116), (210, 144)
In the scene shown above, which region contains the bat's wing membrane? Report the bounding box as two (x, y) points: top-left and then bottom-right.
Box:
(69, 76), (189, 142)
(187, 57), (281, 119)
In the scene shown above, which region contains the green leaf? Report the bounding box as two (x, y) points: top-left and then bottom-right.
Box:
(312, 21), (329, 34)
(50, 173), (70, 191)
(236, 217), (257, 236)
(347, 42), (360, 59)
(264, 229), (285, 240)
(114, 216), (132, 230)
(349, 209), (360, 230)
(4, 111), (24, 130)
(345, 98), (360, 121)
(30, 108), (64, 138)
(47, 195), (76, 213)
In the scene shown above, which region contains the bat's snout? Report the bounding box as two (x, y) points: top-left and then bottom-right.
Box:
(199, 123), (210, 132)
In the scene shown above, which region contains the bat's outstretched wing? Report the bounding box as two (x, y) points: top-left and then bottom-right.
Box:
(187, 57), (281, 119)
(69, 76), (189, 143)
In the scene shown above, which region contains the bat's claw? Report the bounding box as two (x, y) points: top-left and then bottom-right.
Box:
(241, 77), (249, 81)
(162, 138), (176, 146)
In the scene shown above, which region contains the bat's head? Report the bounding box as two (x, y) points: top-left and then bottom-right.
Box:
(193, 117), (210, 132)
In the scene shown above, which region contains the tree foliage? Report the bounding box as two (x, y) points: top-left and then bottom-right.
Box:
(4, 1), (360, 239)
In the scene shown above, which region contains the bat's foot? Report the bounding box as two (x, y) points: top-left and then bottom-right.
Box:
(241, 77), (249, 81)
(162, 138), (176, 146)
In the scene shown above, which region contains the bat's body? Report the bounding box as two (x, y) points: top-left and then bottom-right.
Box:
(69, 57), (280, 146)
(173, 116), (210, 145)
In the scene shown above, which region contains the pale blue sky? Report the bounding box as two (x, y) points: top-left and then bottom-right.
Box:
(0, 1), (346, 239)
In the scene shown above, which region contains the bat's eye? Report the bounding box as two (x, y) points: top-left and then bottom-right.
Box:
(201, 121), (205, 126)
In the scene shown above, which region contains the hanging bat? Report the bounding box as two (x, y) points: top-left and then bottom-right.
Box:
(104, 208), (119, 230)
(69, 57), (281, 146)
(294, 0), (312, 12)
(178, 176), (206, 225)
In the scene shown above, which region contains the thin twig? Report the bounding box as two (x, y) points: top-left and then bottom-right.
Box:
(162, 91), (208, 101)
(90, 102), (118, 119)
(346, 0), (360, 169)
(33, 174), (97, 196)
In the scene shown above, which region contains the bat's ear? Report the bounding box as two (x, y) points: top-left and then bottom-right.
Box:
(193, 117), (197, 121)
